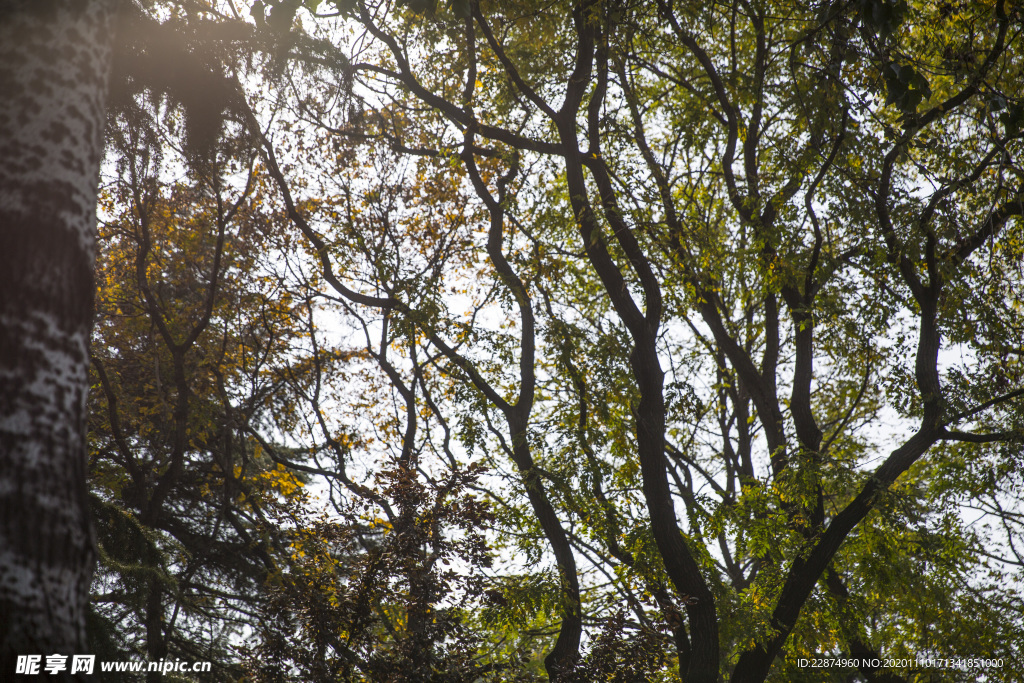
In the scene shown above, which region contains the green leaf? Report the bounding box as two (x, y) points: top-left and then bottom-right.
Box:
(883, 62), (930, 114)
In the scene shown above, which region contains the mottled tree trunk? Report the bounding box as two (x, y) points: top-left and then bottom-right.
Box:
(0, 0), (116, 674)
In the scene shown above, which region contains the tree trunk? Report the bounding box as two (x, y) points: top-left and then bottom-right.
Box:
(0, 0), (116, 674)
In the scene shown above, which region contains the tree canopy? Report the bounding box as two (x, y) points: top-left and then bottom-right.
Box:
(85, 0), (1024, 681)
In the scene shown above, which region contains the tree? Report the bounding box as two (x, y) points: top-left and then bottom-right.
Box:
(234, 0), (1024, 680)
(88, 100), (321, 679)
(91, 20), (513, 680)
(0, 0), (117, 672)
(85, 0), (1024, 681)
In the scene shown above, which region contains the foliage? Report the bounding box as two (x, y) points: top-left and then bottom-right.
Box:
(88, 94), (317, 678)
(242, 462), (540, 682)
(90, 0), (1024, 681)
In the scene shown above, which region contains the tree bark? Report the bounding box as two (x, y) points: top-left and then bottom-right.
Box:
(0, 0), (116, 674)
